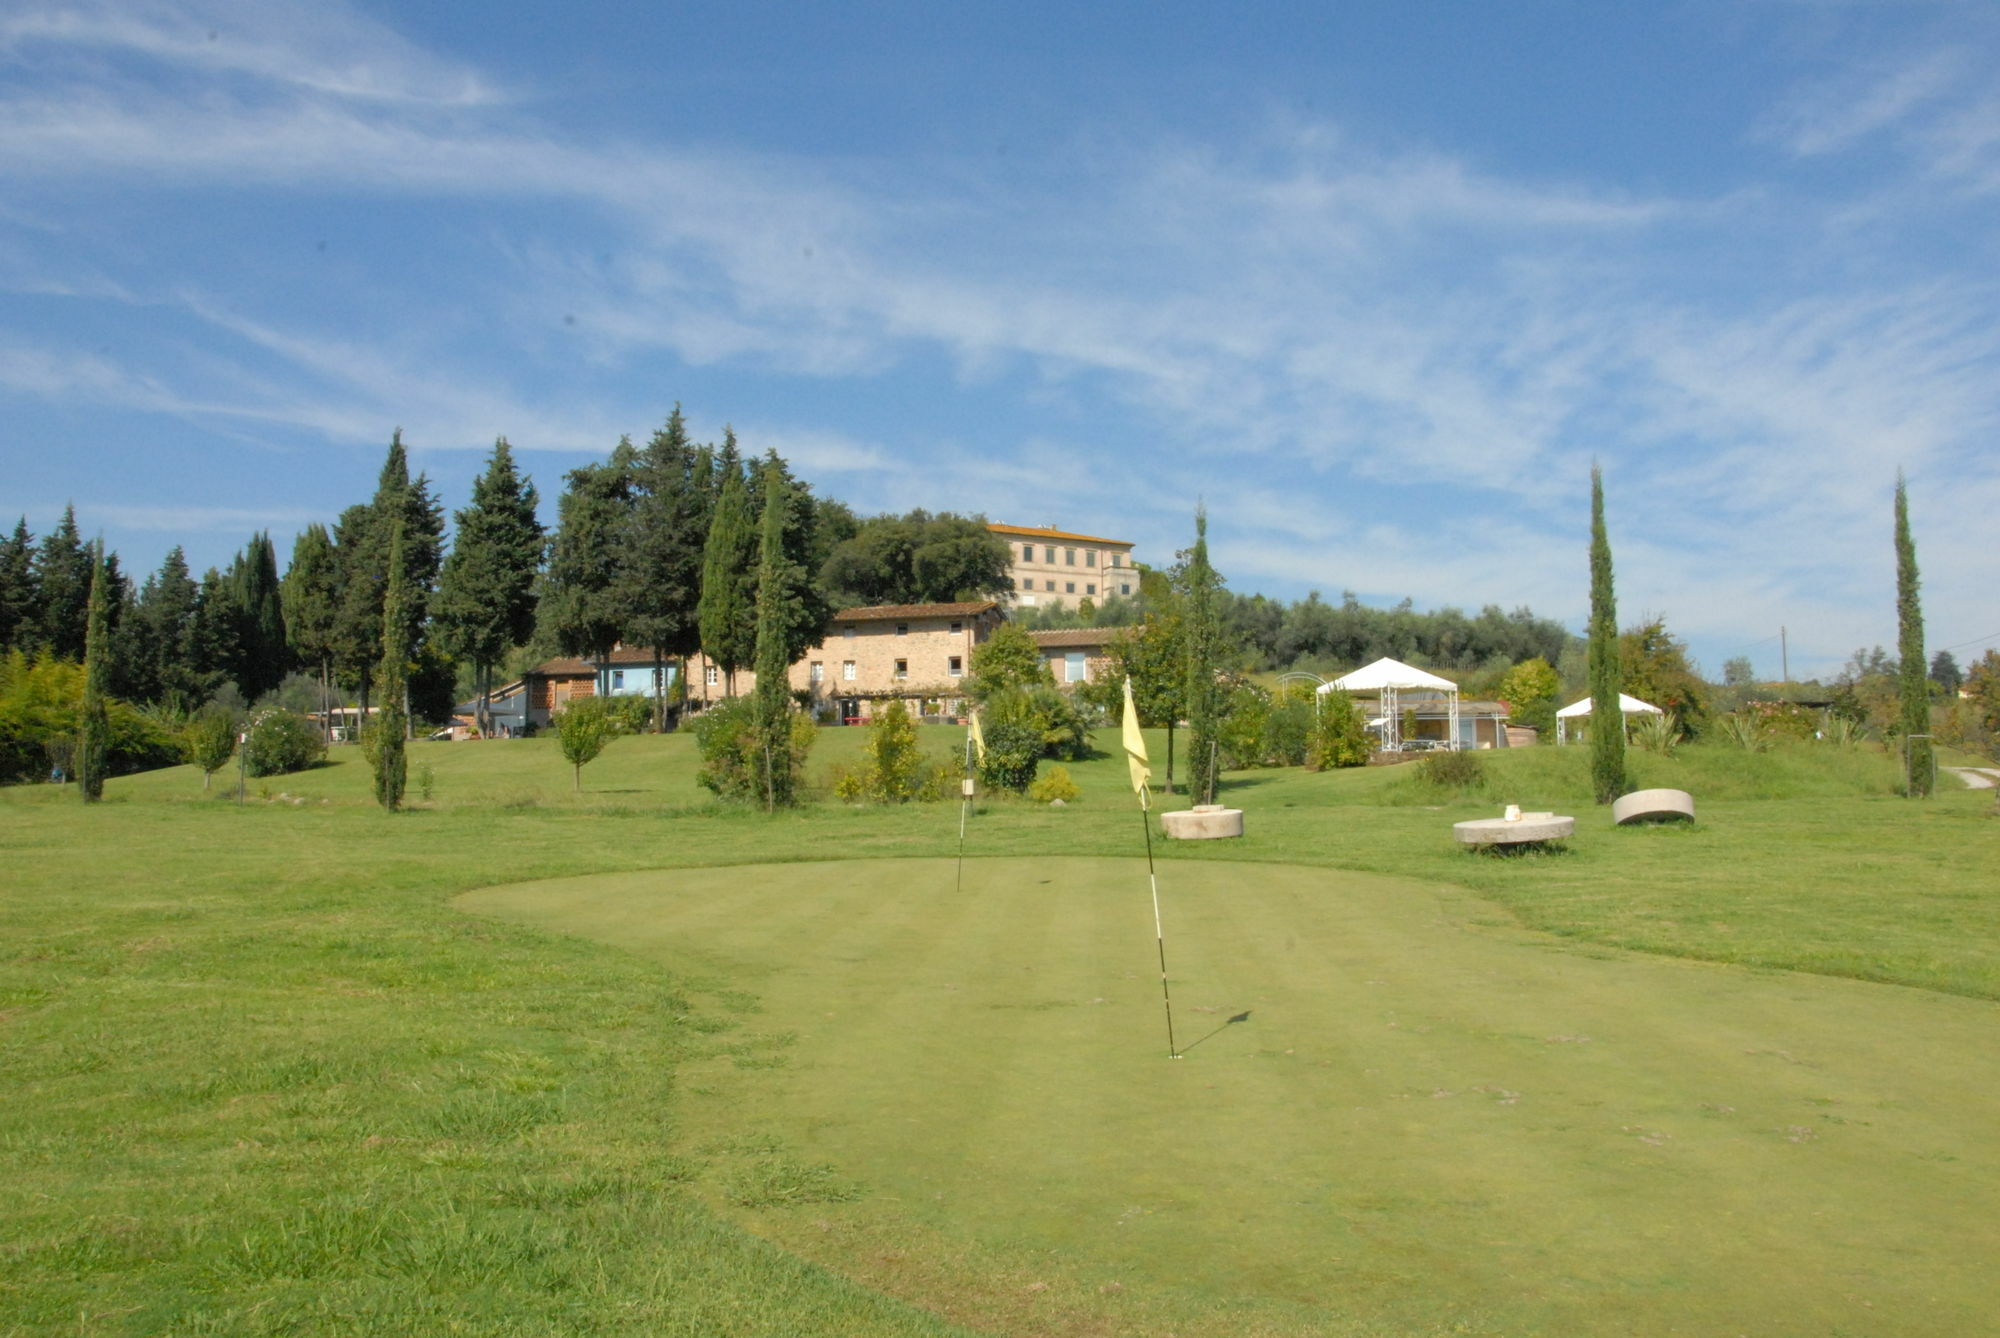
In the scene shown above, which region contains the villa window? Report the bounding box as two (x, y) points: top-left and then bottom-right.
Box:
(1022, 544), (1034, 562)
(894, 659), (908, 679)
(1065, 581), (1075, 594)
(843, 661), (856, 681)
(1064, 548), (1076, 565)
(1110, 554), (1122, 568)
(1018, 577), (1029, 589)
(1045, 580), (1056, 591)
(1044, 546), (1056, 563)
(1086, 551), (1097, 567)
(1086, 583), (1096, 595)
(1120, 583), (1132, 596)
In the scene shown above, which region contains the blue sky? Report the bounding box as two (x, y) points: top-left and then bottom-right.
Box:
(3, 0), (1997, 680)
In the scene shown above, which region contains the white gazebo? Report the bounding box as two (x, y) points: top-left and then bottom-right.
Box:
(1320, 656), (1460, 752)
(1554, 692), (1663, 745)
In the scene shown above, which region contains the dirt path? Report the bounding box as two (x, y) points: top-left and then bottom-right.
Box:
(1945, 766), (2000, 789)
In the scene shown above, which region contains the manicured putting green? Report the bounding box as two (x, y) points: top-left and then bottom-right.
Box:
(461, 858), (2000, 1336)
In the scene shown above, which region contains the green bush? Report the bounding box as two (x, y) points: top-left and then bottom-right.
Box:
(984, 685), (1091, 761)
(1413, 748), (1485, 792)
(694, 696), (817, 801)
(242, 709), (327, 778)
(1307, 687), (1372, 770)
(1026, 765), (1081, 803)
(182, 707), (238, 789)
(832, 701), (945, 803)
(976, 720), (1043, 792)
(1260, 692), (1314, 767)
(602, 693), (655, 735)
(1718, 711), (1774, 753)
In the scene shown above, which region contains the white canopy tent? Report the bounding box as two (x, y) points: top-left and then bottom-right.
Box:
(1320, 657), (1460, 752)
(1554, 692), (1663, 745)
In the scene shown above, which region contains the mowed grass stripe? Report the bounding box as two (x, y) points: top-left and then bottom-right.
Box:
(460, 857), (2000, 1337)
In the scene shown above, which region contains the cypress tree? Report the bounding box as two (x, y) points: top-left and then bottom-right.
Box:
(0, 517), (36, 653)
(224, 531), (288, 701)
(697, 432), (756, 695)
(1180, 506), (1224, 806)
(188, 567), (239, 704)
(372, 522), (410, 810)
(1894, 473), (1932, 797)
(436, 438), (544, 736)
(1587, 464), (1627, 804)
(77, 544), (111, 802)
(751, 463), (804, 808)
(133, 546), (202, 707)
(746, 449), (834, 667)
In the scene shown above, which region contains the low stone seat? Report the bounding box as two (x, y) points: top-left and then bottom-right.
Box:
(1612, 788), (1695, 825)
(1453, 814), (1574, 847)
(1161, 804), (1245, 840)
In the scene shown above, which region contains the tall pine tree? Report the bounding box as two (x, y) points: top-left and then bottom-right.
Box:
(619, 410), (706, 728)
(283, 524), (343, 735)
(132, 546), (203, 707)
(1179, 506), (1224, 806)
(1894, 473), (1932, 797)
(435, 438), (544, 736)
(747, 449), (835, 668)
(540, 441), (636, 678)
(697, 431), (756, 696)
(0, 517), (36, 653)
(224, 531), (288, 701)
(34, 505), (91, 660)
(1587, 464), (1628, 804)
(77, 544), (111, 802)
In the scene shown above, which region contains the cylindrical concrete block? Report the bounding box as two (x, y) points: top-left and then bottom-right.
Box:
(1160, 804), (1245, 839)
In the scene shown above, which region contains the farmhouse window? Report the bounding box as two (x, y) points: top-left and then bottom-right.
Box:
(843, 661), (856, 681)
(705, 665), (718, 686)
(896, 622), (908, 636)
(948, 656), (963, 676)
(894, 659), (908, 679)
(809, 661), (823, 683)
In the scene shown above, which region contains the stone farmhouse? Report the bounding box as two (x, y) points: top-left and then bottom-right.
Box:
(522, 601), (1005, 729)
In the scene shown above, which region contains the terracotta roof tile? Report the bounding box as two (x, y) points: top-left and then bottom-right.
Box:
(988, 522), (1133, 546)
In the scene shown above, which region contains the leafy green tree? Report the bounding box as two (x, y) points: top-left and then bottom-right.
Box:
(1115, 603), (1187, 793)
(1307, 686), (1371, 769)
(619, 410), (705, 729)
(697, 432), (755, 696)
(282, 524), (342, 734)
(33, 505), (91, 660)
(1496, 655), (1560, 737)
(1723, 656), (1755, 688)
(183, 706), (237, 790)
(540, 442), (637, 683)
(1619, 620), (1708, 737)
(964, 621), (1053, 701)
(1179, 507), (1224, 805)
(554, 696), (619, 792)
(1587, 465), (1627, 804)
(1894, 474), (1932, 797)
(821, 510), (1014, 606)
(77, 545), (111, 801)
(435, 438), (544, 736)
(750, 461), (808, 807)
(0, 517), (37, 653)
(844, 698), (924, 802)
(975, 719), (1043, 792)
(188, 568), (240, 706)
(368, 522), (411, 811)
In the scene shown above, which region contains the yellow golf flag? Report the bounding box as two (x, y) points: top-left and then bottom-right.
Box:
(968, 709), (986, 764)
(1122, 676), (1151, 808)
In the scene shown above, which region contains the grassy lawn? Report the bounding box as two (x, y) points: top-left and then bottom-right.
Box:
(4, 729), (1997, 1335)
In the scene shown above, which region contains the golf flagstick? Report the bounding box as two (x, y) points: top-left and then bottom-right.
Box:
(1123, 678), (1179, 1059)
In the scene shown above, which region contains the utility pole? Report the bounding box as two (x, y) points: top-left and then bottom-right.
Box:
(1780, 626), (1789, 684)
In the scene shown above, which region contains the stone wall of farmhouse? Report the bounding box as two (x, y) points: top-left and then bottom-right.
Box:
(688, 614), (989, 717)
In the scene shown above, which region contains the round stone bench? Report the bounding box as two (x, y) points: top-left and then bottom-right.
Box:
(1611, 788), (1696, 825)
(1453, 814), (1574, 848)
(1160, 804), (1245, 840)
